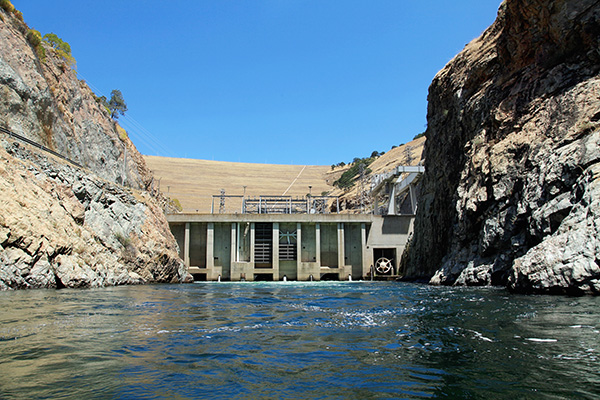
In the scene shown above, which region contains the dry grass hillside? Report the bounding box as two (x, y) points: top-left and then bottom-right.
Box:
(144, 137), (425, 214)
(326, 136), (426, 210)
(368, 136), (425, 174)
(144, 157), (333, 213)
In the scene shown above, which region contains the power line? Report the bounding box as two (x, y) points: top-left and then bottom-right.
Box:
(119, 114), (175, 157)
(76, 71), (176, 157)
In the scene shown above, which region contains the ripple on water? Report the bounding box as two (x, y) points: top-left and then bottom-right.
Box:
(0, 282), (599, 399)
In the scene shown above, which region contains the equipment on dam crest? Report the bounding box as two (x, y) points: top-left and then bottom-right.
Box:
(211, 195), (340, 215)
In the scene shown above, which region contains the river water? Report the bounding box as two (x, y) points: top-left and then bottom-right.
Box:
(0, 282), (598, 399)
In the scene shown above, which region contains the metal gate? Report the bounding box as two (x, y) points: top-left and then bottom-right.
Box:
(254, 223), (272, 265)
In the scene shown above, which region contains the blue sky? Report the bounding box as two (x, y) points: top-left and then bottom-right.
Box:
(16, 1), (501, 165)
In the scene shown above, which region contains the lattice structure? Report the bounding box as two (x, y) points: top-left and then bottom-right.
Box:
(219, 189), (226, 214)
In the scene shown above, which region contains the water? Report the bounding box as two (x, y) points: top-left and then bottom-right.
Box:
(0, 282), (599, 399)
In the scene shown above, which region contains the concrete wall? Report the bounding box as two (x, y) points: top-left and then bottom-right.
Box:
(344, 223), (362, 278)
(300, 223), (317, 263)
(190, 223), (207, 267)
(279, 261), (297, 280)
(171, 223), (185, 260)
(320, 223), (338, 267)
(366, 215), (414, 275)
(238, 222), (251, 262)
(169, 214), (414, 281)
(213, 223), (231, 279)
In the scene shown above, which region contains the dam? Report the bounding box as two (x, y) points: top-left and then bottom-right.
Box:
(169, 212), (413, 282)
(166, 166), (423, 282)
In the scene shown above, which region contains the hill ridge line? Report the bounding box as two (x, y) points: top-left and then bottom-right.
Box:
(144, 155), (327, 168)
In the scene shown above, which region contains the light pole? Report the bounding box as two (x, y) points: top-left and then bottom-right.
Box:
(242, 186), (247, 213)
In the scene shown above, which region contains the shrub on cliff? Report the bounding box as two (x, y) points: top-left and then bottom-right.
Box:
(0, 0), (15, 13)
(94, 95), (110, 114)
(13, 8), (22, 21)
(43, 33), (76, 68)
(26, 29), (46, 62)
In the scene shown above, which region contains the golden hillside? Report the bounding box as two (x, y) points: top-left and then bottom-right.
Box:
(368, 136), (425, 175)
(144, 137), (425, 214)
(144, 157), (333, 213)
(326, 136), (426, 208)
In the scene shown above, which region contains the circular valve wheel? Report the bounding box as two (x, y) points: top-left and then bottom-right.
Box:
(375, 257), (393, 274)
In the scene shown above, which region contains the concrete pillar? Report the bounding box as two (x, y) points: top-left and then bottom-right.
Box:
(361, 223), (369, 278)
(273, 222), (280, 280)
(250, 222), (255, 264)
(315, 223), (321, 266)
(296, 223), (302, 274)
(409, 185), (418, 214)
(231, 223), (237, 263)
(236, 222), (240, 262)
(207, 223), (215, 269)
(184, 222), (190, 267)
(387, 185), (396, 215)
(337, 223), (345, 269)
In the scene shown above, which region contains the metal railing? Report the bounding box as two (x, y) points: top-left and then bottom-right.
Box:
(0, 126), (82, 168)
(210, 194), (340, 214)
(370, 165), (425, 194)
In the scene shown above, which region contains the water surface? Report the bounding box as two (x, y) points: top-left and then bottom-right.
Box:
(0, 282), (598, 399)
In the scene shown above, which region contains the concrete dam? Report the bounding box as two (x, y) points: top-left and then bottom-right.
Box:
(165, 166), (424, 282)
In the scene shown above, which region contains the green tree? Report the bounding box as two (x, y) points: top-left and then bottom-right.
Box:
(43, 33), (76, 67)
(333, 158), (373, 190)
(108, 89), (128, 119)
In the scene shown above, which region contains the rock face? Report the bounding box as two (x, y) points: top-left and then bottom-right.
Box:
(0, 7), (187, 289)
(403, 0), (600, 294)
(0, 9), (149, 189)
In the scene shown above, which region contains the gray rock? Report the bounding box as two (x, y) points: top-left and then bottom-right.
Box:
(403, 0), (600, 295)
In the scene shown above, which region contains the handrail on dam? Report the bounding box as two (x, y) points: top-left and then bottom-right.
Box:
(0, 126), (83, 168)
(211, 194), (340, 215)
(370, 165), (425, 194)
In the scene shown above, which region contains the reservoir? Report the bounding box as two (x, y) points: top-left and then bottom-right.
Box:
(0, 282), (598, 399)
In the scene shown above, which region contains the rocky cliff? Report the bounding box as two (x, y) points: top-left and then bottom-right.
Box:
(403, 0), (600, 294)
(0, 6), (187, 289)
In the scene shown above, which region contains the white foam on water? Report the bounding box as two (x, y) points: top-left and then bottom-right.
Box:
(526, 338), (558, 343)
(337, 309), (394, 328)
(569, 325), (596, 329)
(465, 329), (494, 342)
